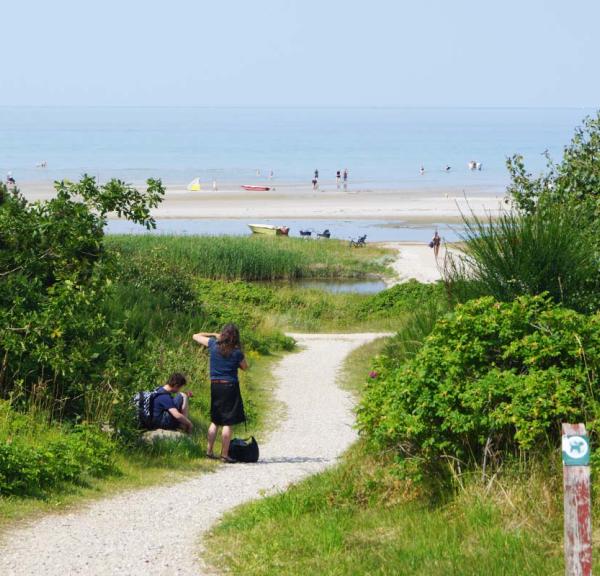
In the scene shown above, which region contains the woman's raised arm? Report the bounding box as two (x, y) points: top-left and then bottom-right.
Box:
(192, 332), (219, 347)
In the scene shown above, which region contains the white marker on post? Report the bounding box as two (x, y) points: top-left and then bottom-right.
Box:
(562, 423), (592, 576)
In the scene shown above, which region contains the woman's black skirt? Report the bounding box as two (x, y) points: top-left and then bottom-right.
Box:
(210, 380), (245, 425)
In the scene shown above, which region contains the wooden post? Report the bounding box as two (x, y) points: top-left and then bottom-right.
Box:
(562, 423), (592, 576)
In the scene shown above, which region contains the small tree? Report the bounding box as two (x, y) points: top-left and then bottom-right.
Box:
(507, 111), (600, 215)
(0, 176), (164, 419)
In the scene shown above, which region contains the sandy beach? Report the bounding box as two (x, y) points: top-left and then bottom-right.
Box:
(21, 181), (508, 223)
(384, 242), (445, 284)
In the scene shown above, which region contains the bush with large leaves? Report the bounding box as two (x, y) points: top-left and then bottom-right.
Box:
(358, 295), (600, 465)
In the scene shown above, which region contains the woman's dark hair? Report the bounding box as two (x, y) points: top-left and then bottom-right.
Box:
(167, 372), (187, 388)
(218, 323), (241, 357)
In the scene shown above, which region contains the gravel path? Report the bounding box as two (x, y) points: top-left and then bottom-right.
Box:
(0, 333), (385, 576)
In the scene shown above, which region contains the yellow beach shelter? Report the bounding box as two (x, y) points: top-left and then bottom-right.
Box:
(187, 177), (202, 191)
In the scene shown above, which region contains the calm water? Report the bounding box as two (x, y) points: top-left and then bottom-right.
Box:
(106, 218), (464, 243)
(278, 279), (388, 295)
(0, 107), (592, 188)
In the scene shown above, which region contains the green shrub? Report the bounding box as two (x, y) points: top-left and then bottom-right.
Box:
(114, 248), (200, 313)
(357, 280), (443, 319)
(507, 111), (600, 216)
(0, 177), (164, 419)
(358, 295), (600, 464)
(381, 297), (450, 369)
(357, 281), (450, 370)
(0, 402), (117, 496)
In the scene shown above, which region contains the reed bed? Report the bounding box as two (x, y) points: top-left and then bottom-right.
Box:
(107, 235), (392, 281)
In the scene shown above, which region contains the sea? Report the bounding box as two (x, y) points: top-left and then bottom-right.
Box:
(0, 106), (593, 189)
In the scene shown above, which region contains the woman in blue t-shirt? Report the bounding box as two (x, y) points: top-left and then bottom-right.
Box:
(193, 324), (248, 462)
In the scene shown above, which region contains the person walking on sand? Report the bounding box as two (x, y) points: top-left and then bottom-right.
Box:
(314, 168), (319, 180)
(193, 324), (248, 463)
(336, 170), (341, 188)
(312, 177), (318, 191)
(343, 168), (348, 189)
(430, 230), (441, 259)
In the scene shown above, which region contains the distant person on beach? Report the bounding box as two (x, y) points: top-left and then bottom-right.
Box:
(312, 177), (318, 191)
(269, 169), (274, 180)
(152, 373), (193, 433)
(314, 169), (319, 180)
(420, 165), (425, 176)
(336, 170), (341, 188)
(6, 172), (15, 186)
(430, 230), (441, 258)
(343, 168), (348, 189)
(193, 324), (248, 463)
(444, 165), (451, 172)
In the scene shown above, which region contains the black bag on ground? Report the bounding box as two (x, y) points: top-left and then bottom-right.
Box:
(229, 436), (260, 463)
(132, 388), (168, 430)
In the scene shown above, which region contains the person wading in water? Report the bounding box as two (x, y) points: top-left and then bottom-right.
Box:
(193, 324), (248, 463)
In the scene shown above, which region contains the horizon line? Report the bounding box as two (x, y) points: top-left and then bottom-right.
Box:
(0, 104), (597, 110)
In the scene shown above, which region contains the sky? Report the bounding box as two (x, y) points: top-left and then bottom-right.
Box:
(1, 0), (599, 107)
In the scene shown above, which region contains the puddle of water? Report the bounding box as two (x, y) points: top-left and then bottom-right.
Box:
(276, 278), (388, 294)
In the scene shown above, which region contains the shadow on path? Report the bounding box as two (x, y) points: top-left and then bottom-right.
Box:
(252, 456), (328, 465)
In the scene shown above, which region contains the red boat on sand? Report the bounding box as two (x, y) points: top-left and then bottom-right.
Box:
(242, 184), (271, 191)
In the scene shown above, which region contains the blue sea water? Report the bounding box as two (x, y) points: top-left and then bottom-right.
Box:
(0, 107), (593, 189)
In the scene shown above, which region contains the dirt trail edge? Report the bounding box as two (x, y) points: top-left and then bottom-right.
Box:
(0, 333), (387, 576)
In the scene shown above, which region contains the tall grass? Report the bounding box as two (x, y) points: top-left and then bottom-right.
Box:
(381, 296), (450, 368)
(445, 202), (600, 312)
(107, 235), (392, 281)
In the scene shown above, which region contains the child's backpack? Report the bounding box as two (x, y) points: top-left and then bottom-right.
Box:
(132, 388), (168, 429)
